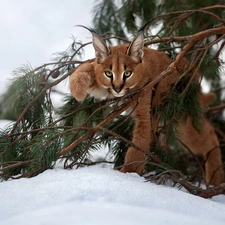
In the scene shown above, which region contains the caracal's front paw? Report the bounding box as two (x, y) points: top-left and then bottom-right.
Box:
(120, 148), (146, 175)
(69, 63), (94, 101)
(120, 163), (144, 175)
(69, 72), (92, 101)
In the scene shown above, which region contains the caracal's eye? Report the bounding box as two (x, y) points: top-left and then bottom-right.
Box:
(123, 70), (132, 78)
(104, 71), (113, 78)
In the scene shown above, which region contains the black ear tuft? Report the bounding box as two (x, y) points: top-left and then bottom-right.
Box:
(138, 20), (153, 33)
(75, 25), (96, 34)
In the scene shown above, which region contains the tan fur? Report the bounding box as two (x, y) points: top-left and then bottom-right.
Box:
(200, 92), (216, 108)
(69, 30), (224, 185)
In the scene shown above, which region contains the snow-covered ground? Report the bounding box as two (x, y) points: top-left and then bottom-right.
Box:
(0, 164), (225, 225)
(1, 119), (225, 225)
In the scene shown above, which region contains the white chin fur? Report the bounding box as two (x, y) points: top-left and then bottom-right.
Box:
(112, 93), (125, 97)
(88, 87), (111, 99)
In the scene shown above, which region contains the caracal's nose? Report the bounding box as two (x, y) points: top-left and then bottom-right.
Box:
(113, 84), (124, 93)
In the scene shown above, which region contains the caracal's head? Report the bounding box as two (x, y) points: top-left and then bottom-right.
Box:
(80, 26), (145, 97)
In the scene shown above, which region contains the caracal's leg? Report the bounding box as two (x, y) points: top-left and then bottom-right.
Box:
(120, 91), (153, 175)
(178, 117), (224, 185)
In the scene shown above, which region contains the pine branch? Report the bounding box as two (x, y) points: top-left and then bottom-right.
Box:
(98, 126), (164, 166)
(58, 96), (138, 157)
(140, 27), (225, 93)
(207, 103), (225, 112)
(145, 170), (225, 198)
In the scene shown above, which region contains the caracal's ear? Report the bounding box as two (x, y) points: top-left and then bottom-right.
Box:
(75, 25), (110, 63)
(92, 32), (110, 62)
(126, 30), (144, 62)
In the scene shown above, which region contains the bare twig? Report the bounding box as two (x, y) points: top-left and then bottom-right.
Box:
(145, 170), (225, 198)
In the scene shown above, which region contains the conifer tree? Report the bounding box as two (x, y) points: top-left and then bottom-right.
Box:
(0, 1), (225, 196)
(92, 1), (225, 173)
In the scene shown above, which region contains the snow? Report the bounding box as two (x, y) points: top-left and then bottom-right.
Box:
(1, 119), (225, 225)
(0, 120), (14, 130)
(0, 164), (225, 225)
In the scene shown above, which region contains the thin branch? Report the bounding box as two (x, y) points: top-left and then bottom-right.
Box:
(142, 27), (225, 92)
(58, 97), (138, 157)
(145, 170), (225, 198)
(207, 103), (225, 112)
(98, 126), (164, 166)
(10, 71), (73, 133)
(0, 159), (38, 171)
